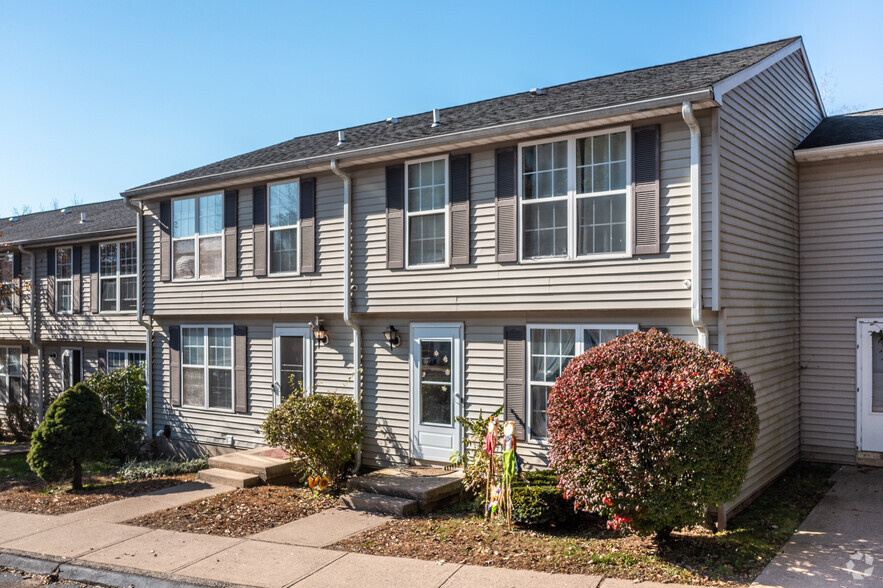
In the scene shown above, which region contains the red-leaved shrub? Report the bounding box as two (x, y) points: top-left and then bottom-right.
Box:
(548, 329), (759, 537)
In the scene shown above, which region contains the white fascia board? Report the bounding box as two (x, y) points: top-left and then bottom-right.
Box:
(795, 138), (883, 162)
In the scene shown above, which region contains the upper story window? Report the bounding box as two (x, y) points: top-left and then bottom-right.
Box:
(406, 158), (448, 267)
(268, 181), (299, 275)
(520, 128), (631, 261)
(0, 253), (13, 312)
(172, 194), (223, 280)
(56, 247), (73, 313)
(99, 241), (137, 312)
(527, 324), (637, 439)
(182, 326), (233, 410)
(0, 346), (23, 405)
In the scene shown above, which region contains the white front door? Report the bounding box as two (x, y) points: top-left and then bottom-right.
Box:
(858, 320), (883, 452)
(410, 324), (463, 463)
(273, 326), (312, 405)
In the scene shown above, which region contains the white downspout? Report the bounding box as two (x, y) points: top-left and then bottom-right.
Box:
(17, 244), (43, 421)
(331, 159), (362, 472)
(122, 196), (153, 435)
(682, 102), (709, 348)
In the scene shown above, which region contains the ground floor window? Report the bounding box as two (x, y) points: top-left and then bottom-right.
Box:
(182, 326), (233, 410)
(107, 350), (147, 371)
(0, 347), (23, 404)
(527, 324), (637, 439)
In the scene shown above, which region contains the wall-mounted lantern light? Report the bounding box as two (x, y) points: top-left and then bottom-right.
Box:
(383, 325), (401, 348)
(310, 317), (329, 347)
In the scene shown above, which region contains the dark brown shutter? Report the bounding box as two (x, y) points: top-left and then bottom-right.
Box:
(234, 325), (248, 414)
(159, 201), (172, 282)
(252, 185), (267, 277)
(169, 326), (181, 407)
(97, 349), (107, 373)
(300, 177), (317, 274)
(72, 246), (82, 314)
(449, 154), (471, 266)
(385, 164), (404, 269)
(224, 189), (239, 279)
(503, 325), (526, 441)
(46, 249), (55, 315)
(12, 252), (21, 314)
(20, 346), (29, 403)
(495, 147), (518, 263)
(89, 245), (100, 314)
(633, 125), (661, 255)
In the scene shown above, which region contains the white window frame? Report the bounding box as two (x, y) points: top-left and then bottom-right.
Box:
(98, 240), (138, 314)
(526, 323), (638, 443)
(55, 247), (73, 314)
(518, 126), (633, 263)
(404, 155), (450, 269)
(272, 324), (313, 406)
(0, 252), (12, 313)
(171, 192), (225, 282)
(106, 349), (147, 371)
(267, 178), (301, 277)
(0, 346), (24, 405)
(180, 324), (234, 412)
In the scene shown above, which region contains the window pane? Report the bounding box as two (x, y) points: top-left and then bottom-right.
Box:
(199, 236), (223, 278)
(182, 328), (204, 366)
(100, 279), (117, 312)
(530, 328), (575, 384)
(530, 384), (549, 438)
(100, 243), (117, 276)
(593, 134), (610, 164)
(58, 282), (72, 312)
(199, 193), (224, 235)
(419, 340), (452, 425)
(7, 348), (21, 377)
(270, 228), (298, 274)
(408, 159), (445, 213)
(0, 348), (6, 376)
(107, 351), (126, 371)
(269, 182), (298, 228)
(128, 352), (146, 366)
(208, 368), (232, 409)
(9, 377), (22, 404)
(208, 328), (231, 367)
(585, 328), (632, 349)
(173, 198), (196, 238)
(0, 254), (12, 283)
(119, 242), (137, 275)
(183, 367), (204, 406)
(280, 335), (304, 402)
(120, 277), (137, 311)
(523, 200), (567, 258)
(577, 194), (627, 255)
(610, 131), (627, 161)
(173, 239), (195, 279)
(409, 213), (445, 265)
(56, 248), (72, 279)
(522, 141), (566, 201)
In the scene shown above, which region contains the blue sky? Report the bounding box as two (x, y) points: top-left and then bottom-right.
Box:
(1, 0), (881, 217)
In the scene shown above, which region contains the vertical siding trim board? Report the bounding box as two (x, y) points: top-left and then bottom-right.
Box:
(159, 201), (172, 283)
(224, 189), (239, 279)
(503, 325), (526, 441)
(633, 125), (661, 255)
(300, 177), (317, 274)
(495, 147), (518, 263)
(386, 164), (405, 269)
(46, 248), (55, 314)
(252, 185), (268, 277)
(72, 246), (82, 314)
(234, 325), (248, 414)
(450, 153), (471, 266)
(89, 245), (99, 314)
(169, 326), (181, 407)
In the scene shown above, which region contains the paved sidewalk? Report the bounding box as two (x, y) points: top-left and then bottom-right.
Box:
(0, 443), (29, 457)
(753, 466), (883, 587)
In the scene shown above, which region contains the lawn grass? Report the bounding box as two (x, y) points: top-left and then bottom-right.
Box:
(0, 453), (120, 488)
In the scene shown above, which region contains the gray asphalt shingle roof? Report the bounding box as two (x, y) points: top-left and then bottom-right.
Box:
(0, 200), (135, 246)
(796, 108), (883, 150)
(128, 37), (798, 194)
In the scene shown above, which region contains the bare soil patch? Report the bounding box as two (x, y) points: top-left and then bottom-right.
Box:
(128, 485), (338, 537)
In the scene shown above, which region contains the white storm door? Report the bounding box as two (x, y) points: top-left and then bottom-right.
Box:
(859, 321), (883, 452)
(273, 326), (312, 406)
(410, 324), (463, 463)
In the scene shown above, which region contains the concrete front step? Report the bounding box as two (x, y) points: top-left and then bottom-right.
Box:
(197, 468), (261, 488)
(346, 468), (463, 512)
(339, 491), (419, 517)
(207, 449), (298, 483)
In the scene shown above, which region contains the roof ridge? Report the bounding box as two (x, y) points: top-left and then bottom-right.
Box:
(3, 198), (124, 221)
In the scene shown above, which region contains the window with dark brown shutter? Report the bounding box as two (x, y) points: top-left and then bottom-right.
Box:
(89, 245), (99, 314)
(633, 125), (660, 255)
(449, 154), (471, 266)
(224, 189), (238, 279)
(300, 177), (317, 274)
(495, 147), (518, 263)
(159, 201), (172, 282)
(385, 164), (404, 269)
(234, 325), (248, 413)
(46, 248), (55, 314)
(169, 326), (181, 407)
(252, 185), (268, 277)
(503, 325), (526, 441)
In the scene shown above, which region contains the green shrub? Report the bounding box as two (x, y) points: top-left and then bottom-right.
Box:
(27, 383), (118, 490)
(85, 364), (147, 459)
(4, 402), (36, 442)
(511, 471), (573, 526)
(261, 386), (362, 492)
(548, 329), (759, 537)
(117, 457), (208, 481)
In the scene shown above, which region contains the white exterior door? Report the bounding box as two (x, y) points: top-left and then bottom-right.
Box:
(410, 324), (463, 463)
(858, 320), (883, 452)
(273, 326), (312, 406)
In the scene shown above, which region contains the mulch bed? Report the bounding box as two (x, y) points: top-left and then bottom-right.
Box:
(128, 485), (338, 537)
(0, 475), (195, 515)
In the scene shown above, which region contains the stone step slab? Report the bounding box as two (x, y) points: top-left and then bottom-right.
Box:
(346, 468), (463, 511)
(207, 452), (296, 482)
(197, 468), (261, 488)
(339, 491), (418, 516)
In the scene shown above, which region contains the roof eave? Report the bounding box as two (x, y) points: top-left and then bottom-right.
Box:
(122, 88), (715, 200)
(795, 138), (883, 162)
(1, 227), (137, 248)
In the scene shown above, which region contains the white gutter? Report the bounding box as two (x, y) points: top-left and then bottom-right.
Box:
(16, 244), (43, 421)
(682, 102), (709, 348)
(794, 138), (883, 162)
(122, 196), (153, 435)
(330, 159), (362, 472)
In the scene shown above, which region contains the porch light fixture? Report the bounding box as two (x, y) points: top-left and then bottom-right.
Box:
(383, 325), (401, 348)
(310, 317), (329, 347)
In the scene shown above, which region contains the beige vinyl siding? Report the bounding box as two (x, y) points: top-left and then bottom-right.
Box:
(352, 113), (713, 314)
(144, 175), (344, 317)
(0, 253), (33, 342)
(799, 153), (883, 463)
(718, 50), (824, 502)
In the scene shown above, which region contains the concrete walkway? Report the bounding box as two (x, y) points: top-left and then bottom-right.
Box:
(0, 443), (29, 457)
(754, 466), (883, 587)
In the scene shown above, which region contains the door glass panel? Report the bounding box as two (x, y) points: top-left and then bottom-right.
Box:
(279, 335), (304, 402)
(419, 340), (452, 425)
(872, 332), (883, 412)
